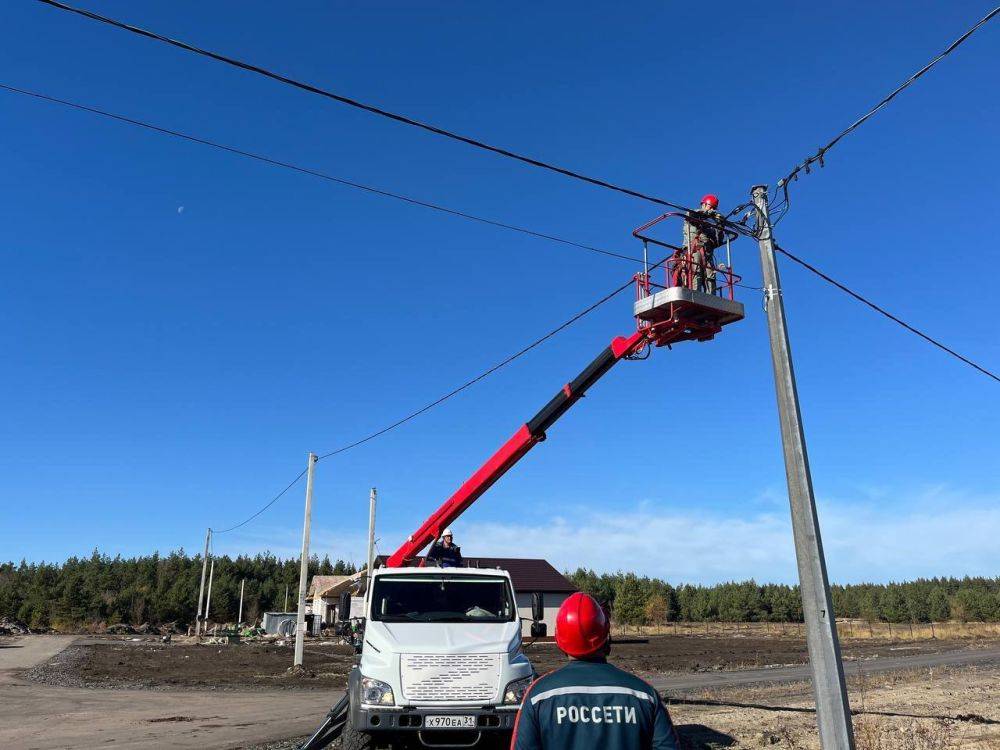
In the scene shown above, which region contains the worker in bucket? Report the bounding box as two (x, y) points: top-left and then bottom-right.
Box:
(511, 592), (681, 750)
(680, 194), (725, 294)
(426, 528), (463, 567)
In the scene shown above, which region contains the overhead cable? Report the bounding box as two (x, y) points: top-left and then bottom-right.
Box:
(211, 270), (654, 532)
(316, 269), (655, 460)
(779, 5), (1000, 188)
(0, 82), (646, 266)
(35, 0), (694, 213)
(775, 245), (999, 383)
(4, 83), (768, 291)
(213, 467), (309, 534)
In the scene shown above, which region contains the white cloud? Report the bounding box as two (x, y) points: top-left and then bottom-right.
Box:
(214, 486), (1000, 586)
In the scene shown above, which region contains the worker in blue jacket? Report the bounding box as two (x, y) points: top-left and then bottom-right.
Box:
(426, 528), (463, 568)
(511, 592), (681, 750)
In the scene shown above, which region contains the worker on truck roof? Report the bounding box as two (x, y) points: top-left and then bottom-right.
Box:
(511, 592), (681, 750)
(426, 527), (463, 568)
(680, 193), (725, 294)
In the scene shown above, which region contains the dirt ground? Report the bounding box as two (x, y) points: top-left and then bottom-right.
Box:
(23, 633), (986, 692)
(24, 639), (356, 691)
(6, 635), (1000, 749)
(247, 666), (1000, 750)
(661, 664), (1000, 749)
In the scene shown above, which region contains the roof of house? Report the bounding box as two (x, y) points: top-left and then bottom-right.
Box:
(308, 574), (354, 599)
(374, 556), (577, 594)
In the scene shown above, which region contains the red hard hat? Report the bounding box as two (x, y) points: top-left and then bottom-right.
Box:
(701, 194), (719, 209)
(555, 592), (610, 658)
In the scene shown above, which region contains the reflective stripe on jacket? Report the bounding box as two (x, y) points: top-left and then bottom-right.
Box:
(511, 659), (680, 750)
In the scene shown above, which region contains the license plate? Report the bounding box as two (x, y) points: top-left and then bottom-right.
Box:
(424, 715), (477, 729)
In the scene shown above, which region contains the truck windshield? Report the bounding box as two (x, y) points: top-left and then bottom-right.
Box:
(371, 574), (515, 623)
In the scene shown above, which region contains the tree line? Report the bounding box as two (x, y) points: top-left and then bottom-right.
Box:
(567, 569), (1000, 626)
(4, 552), (999, 630)
(1, 550), (357, 630)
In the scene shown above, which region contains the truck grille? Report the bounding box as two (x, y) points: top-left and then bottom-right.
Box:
(400, 653), (500, 702)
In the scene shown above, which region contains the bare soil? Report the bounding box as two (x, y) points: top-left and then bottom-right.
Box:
(23, 633), (986, 692)
(24, 640), (356, 691)
(248, 666), (1000, 749)
(661, 664), (1000, 748)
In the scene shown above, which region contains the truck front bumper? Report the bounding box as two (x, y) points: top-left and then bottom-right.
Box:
(351, 704), (518, 733)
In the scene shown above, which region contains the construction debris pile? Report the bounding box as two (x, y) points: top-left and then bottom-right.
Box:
(0, 617), (31, 635)
(103, 622), (185, 636)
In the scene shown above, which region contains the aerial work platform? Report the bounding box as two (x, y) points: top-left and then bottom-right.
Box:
(631, 211), (745, 347)
(634, 285), (745, 343)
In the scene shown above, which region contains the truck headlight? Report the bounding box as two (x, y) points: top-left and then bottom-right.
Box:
(361, 676), (395, 706)
(502, 676), (533, 705)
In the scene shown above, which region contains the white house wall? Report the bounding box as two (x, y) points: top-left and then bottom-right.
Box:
(515, 591), (573, 637)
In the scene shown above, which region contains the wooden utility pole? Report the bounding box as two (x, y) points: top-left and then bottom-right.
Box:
(751, 185), (855, 749)
(294, 452), (318, 667)
(238, 578), (245, 625)
(366, 487), (377, 595)
(204, 558), (215, 635)
(195, 528), (211, 636)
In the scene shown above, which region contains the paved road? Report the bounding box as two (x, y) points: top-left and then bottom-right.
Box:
(2, 637), (999, 749)
(650, 646), (1000, 692)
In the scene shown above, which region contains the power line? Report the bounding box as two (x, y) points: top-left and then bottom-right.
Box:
(775, 244), (998, 383)
(213, 467), (309, 534)
(212, 271), (650, 532)
(0, 82), (645, 266)
(779, 5), (1000, 188)
(35, 0), (694, 214)
(5, 83), (768, 292)
(316, 272), (649, 460)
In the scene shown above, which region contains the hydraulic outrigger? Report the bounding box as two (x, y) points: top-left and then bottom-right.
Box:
(301, 215), (743, 750)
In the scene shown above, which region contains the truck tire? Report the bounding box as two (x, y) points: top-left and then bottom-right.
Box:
(339, 718), (376, 750)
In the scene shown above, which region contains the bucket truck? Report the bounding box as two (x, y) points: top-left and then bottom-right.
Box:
(300, 215), (744, 749)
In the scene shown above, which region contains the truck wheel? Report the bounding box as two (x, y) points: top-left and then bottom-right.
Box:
(338, 717), (375, 750)
(340, 718), (409, 750)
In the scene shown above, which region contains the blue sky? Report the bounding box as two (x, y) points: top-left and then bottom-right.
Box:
(2, 1), (997, 584)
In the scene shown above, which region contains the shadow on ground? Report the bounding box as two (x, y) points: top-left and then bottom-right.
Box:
(676, 723), (736, 748)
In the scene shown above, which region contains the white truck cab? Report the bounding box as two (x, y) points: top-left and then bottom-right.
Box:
(340, 566), (540, 749)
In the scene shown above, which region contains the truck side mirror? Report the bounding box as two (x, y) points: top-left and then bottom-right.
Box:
(530, 621), (547, 638)
(531, 592), (544, 623)
(339, 592), (352, 623)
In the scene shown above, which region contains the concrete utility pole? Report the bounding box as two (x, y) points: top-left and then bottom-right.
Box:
(366, 487), (377, 597)
(205, 558), (215, 635)
(284, 585), (289, 613)
(751, 185), (855, 749)
(195, 528), (211, 636)
(238, 578), (245, 625)
(294, 452), (318, 667)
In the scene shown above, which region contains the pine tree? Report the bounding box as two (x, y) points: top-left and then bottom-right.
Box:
(614, 574), (647, 626)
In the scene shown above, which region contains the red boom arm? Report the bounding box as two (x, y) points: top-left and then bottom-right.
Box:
(386, 330), (646, 567)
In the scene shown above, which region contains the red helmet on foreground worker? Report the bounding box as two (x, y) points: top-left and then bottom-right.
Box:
(701, 193), (719, 209)
(555, 592), (610, 658)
